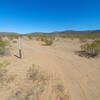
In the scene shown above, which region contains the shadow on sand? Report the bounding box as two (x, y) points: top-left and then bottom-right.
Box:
(14, 55), (21, 59)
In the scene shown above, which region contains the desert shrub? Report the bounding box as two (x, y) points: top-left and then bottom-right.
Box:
(0, 40), (10, 56)
(27, 35), (33, 39)
(58, 33), (100, 40)
(0, 40), (6, 49)
(6, 34), (19, 40)
(60, 35), (68, 38)
(28, 64), (46, 82)
(0, 34), (21, 41)
(28, 64), (39, 81)
(40, 35), (54, 46)
(80, 40), (100, 56)
(41, 36), (45, 41)
(43, 38), (53, 45)
(79, 38), (87, 43)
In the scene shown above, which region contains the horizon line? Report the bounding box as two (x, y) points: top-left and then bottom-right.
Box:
(0, 29), (100, 34)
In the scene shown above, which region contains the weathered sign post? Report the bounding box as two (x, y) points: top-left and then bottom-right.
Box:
(18, 36), (22, 58)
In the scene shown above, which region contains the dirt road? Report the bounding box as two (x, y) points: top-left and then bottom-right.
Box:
(0, 38), (100, 100)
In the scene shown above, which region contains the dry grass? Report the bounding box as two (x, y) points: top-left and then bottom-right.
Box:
(8, 64), (47, 100)
(0, 40), (10, 56)
(0, 61), (13, 86)
(27, 64), (47, 83)
(7, 64), (70, 100)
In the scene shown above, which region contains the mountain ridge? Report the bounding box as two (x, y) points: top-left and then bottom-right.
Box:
(0, 30), (100, 34)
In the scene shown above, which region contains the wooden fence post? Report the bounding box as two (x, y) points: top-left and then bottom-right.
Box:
(18, 36), (22, 58)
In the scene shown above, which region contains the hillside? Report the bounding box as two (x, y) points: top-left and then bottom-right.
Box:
(52, 30), (100, 34)
(0, 30), (100, 35)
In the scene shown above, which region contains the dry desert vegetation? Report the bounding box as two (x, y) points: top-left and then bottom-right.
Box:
(0, 34), (100, 100)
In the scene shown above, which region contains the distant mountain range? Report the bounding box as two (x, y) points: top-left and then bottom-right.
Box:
(0, 32), (19, 34)
(0, 30), (100, 35)
(51, 30), (100, 34)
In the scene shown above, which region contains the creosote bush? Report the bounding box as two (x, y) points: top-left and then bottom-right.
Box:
(0, 40), (10, 56)
(0, 33), (21, 41)
(43, 38), (53, 45)
(40, 36), (54, 46)
(27, 35), (33, 39)
(80, 39), (100, 56)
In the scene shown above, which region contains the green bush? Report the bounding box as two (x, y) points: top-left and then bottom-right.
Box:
(7, 34), (19, 40)
(44, 38), (53, 45)
(41, 37), (45, 41)
(39, 35), (55, 46)
(27, 35), (33, 39)
(42, 37), (53, 45)
(80, 40), (100, 55)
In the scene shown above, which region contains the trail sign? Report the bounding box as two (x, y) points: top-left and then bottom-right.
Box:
(18, 36), (22, 58)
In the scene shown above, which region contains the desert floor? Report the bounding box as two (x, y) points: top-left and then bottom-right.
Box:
(0, 38), (100, 100)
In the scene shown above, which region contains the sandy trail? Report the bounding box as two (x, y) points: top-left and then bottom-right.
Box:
(0, 38), (100, 100)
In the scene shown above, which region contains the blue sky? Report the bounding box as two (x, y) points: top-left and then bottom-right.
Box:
(0, 0), (100, 33)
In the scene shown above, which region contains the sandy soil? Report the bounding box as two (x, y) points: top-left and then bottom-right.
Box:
(0, 38), (100, 100)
